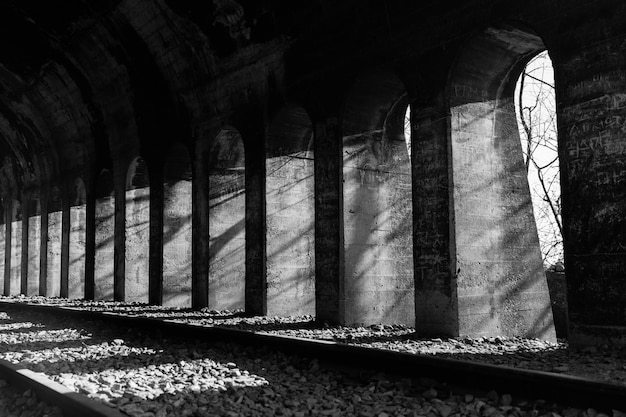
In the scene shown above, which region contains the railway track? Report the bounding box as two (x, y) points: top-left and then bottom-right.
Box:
(0, 300), (624, 416)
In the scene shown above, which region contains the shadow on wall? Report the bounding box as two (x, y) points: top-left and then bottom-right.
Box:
(448, 23), (556, 341)
(125, 157), (150, 303)
(208, 127), (246, 311)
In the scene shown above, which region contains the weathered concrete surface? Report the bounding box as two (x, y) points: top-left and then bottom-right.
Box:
(124, 186), (150, 303)
(0, 209), (5, 295)
(68, 201), (86, 300)
(208, 129), (245, 311)
(94, 193), (115, 300)
(313, 117), (344, 324)
(46, 208), (63, 298)
(343, 132), (414, 326)
(556, 17), (626, 344)
(266, 106), (315, 317)
(162, 177), (192, 308)
(341, 71), (414, 327)
(411, 100), (456, 337)
(26, 203), (41, 296)
(448, 26), (556, 341)
(9, 202), (22, 296)
(0, 0), (625, 344)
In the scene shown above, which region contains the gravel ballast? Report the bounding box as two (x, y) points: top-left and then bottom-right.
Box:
(1, 296), (625, 417)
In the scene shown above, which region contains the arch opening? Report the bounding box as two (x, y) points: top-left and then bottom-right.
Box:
(95, 170), (115, 300)
(208, 127), (245, 311)
(125, 157), (150, 303)
(265, 104), (315, 316)
(163, 144), (193, 308)
(514, 51), (561, 268)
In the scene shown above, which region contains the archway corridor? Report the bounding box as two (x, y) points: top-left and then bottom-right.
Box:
(0, 1), (624, 346)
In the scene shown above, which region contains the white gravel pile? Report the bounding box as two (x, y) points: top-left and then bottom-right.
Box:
(5, 296), (625, 385)
(0, 296), (625, 417)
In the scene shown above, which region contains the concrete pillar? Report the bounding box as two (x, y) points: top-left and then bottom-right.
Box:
(0, 204), (5, 295)
(46, 188), (63, 297)
(411, 102), (457, 336)
(314, 117), (344, 324)
(446, 26), (555, 340)
(266, 105), (315, 316)
(94, 171), (115, 300)
(556, 35), (626, 344)
(342, 125), (414, 325)
(68, 180), (86, 299)
(208, 128), (246, 311)
(162, 145), (192, 308)
(26, 193), (41, 296)
(124, 158), (150, 303)
(245, 128), (266, 316)
(9, 200), (22, 295)
(339, 70), (415, 326)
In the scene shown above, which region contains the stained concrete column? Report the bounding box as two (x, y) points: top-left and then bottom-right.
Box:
(94, 172), (115, 300)
(314, 117), (344, 325)
(84, 186), (96, 301)
(10, 200), (22, 296)
(192, 143), (209, 309)
(244, 129), (266, 316)
(446, 27), (555, 340)
(265, 106), (315, 316)
(0, 205), (6, 295)
(149, 166), (164, 306)
(411, 102), (456, 336)
(46, 189), (63, 297)
(208, 128), (246, 311)
(556, 36), (626, 344)
(25, 194), (41, 296)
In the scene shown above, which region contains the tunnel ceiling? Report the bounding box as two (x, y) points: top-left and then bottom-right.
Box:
(0, 0), (598, 199)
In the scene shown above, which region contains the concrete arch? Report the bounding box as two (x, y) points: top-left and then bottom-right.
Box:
(265, 104), (315, 316)
(95, 169), (115, 300)
(208, 127), (245, 311)
(68, 178), (86, 299)
(341, 69), (414, 326)
(163, 143), (193, 307)
(125, 157), (150, 303)
(46, 186), (63, 297)
(446, 23), (555, 340)
(25, 190), (41, 296)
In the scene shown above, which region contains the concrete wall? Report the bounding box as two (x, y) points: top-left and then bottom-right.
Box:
(2, 0), (626, 344)
(95, 172), (115, 300)
(68, 180), (86, 299)
(266, 106), (315, 316)
(26, 195), (41, 296)
(448, 26), (555, 340)
(556, 15), (626, 344)
(162, 146), (193, 308)
(125, 159), (150, 303)
(208, 129), (245, 311)
(341, 72), (415, 326)
(46, 189), (63, 298)
(0, 207), (5, 295)
(9, 201), (21, 296)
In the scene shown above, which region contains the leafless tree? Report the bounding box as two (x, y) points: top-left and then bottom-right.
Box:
(516, 51), (563, 269)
